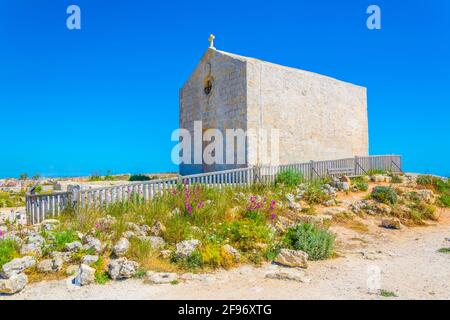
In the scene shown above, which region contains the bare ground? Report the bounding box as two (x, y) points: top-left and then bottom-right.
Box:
(3, 209), (450, 300)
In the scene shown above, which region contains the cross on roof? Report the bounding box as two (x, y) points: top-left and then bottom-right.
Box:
(208, 34), (215, 49)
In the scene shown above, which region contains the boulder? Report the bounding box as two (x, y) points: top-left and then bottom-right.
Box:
(0, 273), (28, 294)
(82, 235), (103, 253)
(108, 258), (139, 280)
(274, 249), (308, 268)
(371, 175), (391, 183)
(81, 255), (99, 266)
(340, 175), (352, 185)
(176, 239), (200, 258)
(1, 256), (36, 278)
(221, 244), (240, 262)
(336, 182), (350, 191)
(65, 264), (79, 276)
(27, 233), (45, 245)
(113, 237), (130, 257)
(288, 201), (302, 212)
(416, 190), (436, 204)
(122, 231), (136, 239)
(381, 218), (402, 230)
(65, 241), (82, 252)
(40, 219), (60, 231)
(139, 236), (166, 249)
(145, 271), (177, 284)
(151, 221), (166, 237)
(73, 264), (96, 286)
(20, 242), (42, 256)
(50, 251), (73, 263)
(37, 259), (54, 273)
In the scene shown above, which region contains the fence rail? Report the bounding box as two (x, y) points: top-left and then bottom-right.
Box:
(25, 155), (402, 224)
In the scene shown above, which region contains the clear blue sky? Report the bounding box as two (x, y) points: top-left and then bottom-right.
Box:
(0, 0), (449, 178)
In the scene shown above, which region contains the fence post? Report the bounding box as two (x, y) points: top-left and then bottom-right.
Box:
(68, 185), (81, 210)
(354, 156), (358, 176)
(310, 160), (314, 181)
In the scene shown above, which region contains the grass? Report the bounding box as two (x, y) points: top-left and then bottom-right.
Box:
(380, 289), (398, 297)
(0, 191), (26, 208)
(371, 186), (398, 205)
(351, 177), (368, 191)
(437, 247), (450, 254)
(284, 223), (335, 260)
(275, 170), (303, 187)
(0, 239), (20, 268)
(303, 180), (331, 204)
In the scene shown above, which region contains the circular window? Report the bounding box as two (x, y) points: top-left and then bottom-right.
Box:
(204, 78), (213, 95)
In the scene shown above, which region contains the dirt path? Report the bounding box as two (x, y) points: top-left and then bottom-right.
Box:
(3, 211), (450, 300)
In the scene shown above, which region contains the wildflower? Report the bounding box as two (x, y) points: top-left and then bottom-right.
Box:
(270, 213), (277, 220)
(0, 230), (4, 238)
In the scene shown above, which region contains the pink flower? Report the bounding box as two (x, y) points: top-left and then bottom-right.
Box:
(270, 213), (277, 220)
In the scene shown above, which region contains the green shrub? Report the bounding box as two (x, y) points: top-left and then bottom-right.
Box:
(129, 174), (151, 182)
(0, 239), (19, 268)
(52, 230), (78, 251)
(275, 170), (303, 187)
(284, 223), (335, 260)
(220, 219), (271, 251)
(390, 175), (402, 184)
(380, 290), (398, 297)
(371, 186), (397, 205)
(352, 177), (368, 191)
(438, 247), (450, 254)
(367, 169), (387, 175)
(416, 175), (438, 186)
(438, 194), (450, 207)
(303, 182), (330, 204)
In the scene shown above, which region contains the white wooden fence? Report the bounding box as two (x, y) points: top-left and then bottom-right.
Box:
(25, 155), (402, 224)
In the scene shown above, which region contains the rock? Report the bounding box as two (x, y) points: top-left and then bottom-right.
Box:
(176, 239), (200, 258)
(266, 270), (311, 283)
(139, 236), (166, 249)
(160, 250), (172, 259)
(373, 203), (392, 215)
(65, 265), (79, 276)
(50, 251), (72, 262)
(81, 255), (99, 266)
(20, 242), (42, 256)
(416, 190), (436, 204)
(37, 259), (54, 273)
(113, 237), (130, 257)
(1, 256), (36, 278)
(73, 264), (96, 286)
(288, 201), (302, 212)
(0, 273), (28, 294)
(140, 224), (151, 235)
(82, 235), (103, 253)
(122, 231), (136, 239)
(321, 184), (337, 197)
(65, 241), (82, 252)
(27, 233), (45, 245)
(96, 215), (116, 231)
(40, 219), (59, 231)
(381, 218), (402, 230)
(285, 194), (295, 203)
(274, 216), (295, 233)
(108, 258), (139, 280)
(151, 221), (166, 237)
(37, 257), (63, 273)
(145, 271), (178, 284)
(323, 199), (336, 207)
(336, 182), (350, 191)
(350, 200), (371, 214)
(274, 249), (308, 268)
(371, 175), (391, 183)
(340, 175), (352, 184)
(222, 244), (241, 262)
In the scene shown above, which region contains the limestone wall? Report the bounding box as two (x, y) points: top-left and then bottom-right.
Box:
(179, 49), (247, 175)
(246, 59), (369, 166)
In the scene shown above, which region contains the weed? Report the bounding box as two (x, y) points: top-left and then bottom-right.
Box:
(437, 247), (450, 254)
(275, 170), (303, 187)
(0, 239), (19, 268)
(284, 223), (335, 260)
(380, 289), (398, 297)
(371, 186), (397, 205)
